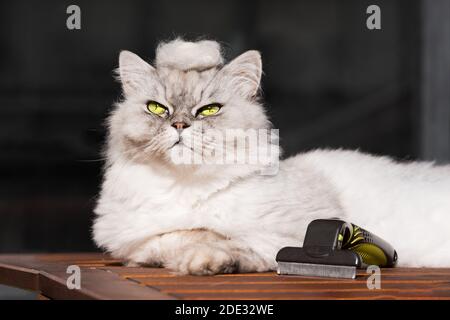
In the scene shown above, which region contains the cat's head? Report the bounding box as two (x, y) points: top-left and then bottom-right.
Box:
(107, 38), (277, 175)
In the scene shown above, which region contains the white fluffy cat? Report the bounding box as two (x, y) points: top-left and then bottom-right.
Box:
(93, 39), (450, 275)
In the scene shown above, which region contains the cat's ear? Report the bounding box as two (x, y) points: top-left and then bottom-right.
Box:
(220, 50), (262, 99)
(118, 50), (156, 96)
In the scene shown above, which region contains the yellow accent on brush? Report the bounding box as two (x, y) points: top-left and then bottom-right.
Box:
(350, 243), (388, 266)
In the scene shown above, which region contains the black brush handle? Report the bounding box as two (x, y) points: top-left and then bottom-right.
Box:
(343, 223), (398, 267)
(276, 219), (398, 268)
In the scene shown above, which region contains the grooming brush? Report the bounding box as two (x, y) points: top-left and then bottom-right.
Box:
(276, 219), (398, 279)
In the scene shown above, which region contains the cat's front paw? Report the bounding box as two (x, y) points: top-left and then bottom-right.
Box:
(169, 243), (237, 275)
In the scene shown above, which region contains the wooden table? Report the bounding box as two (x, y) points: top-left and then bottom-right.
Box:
(0, 253), (449, 300)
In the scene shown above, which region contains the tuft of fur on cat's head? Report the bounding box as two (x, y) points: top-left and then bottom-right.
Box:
(106, 38), (274, 178)
(155, 39), (224, 71)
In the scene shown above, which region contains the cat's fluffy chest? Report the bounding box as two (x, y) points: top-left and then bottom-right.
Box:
(93, 155), (342, 261)
(93, 161), (244, 254)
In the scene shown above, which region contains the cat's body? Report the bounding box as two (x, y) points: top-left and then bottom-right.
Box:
(93, 39), (450, 275)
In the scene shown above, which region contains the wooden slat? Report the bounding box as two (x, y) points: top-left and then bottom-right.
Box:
(0, 253), (174, 300)
(167, 291), (450, 300)
(145, 281), (450, 291)
(129, 276), (450, 285)
(0, 263), (39, 291)
(1, 253), (450, 300)
(129, 268), (450, 300)
(122, 266), (450, 300)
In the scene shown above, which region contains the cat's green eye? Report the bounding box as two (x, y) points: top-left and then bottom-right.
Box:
(197, 104), (222, 117)
(147, 101), (168, 116)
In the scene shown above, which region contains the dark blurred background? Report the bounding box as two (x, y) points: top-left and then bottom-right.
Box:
(0, 0), (449, 258)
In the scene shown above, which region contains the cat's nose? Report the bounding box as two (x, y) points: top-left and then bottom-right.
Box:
(171, 121), (190, 130)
